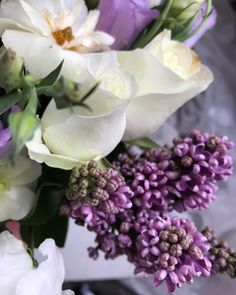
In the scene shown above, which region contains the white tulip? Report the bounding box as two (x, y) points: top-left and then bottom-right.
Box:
(0, 231), (74, 295)
(0, 155), (41, 222)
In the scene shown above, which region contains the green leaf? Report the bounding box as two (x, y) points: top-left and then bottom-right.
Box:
(21, 215), (69, 248)
(22, 185), (65, 226)
(38, 61), (64, 88)
(9, 111), (40, 158)
(127, 137), (162, 149)
(0, 90), (22, 115)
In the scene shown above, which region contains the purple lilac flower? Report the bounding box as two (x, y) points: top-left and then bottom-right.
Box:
(96, 0), (159, 50)
(168, 130), (234, 212)
(185, 4), (217, 48)
(62, 161), (134, 229)
(115, 149), (177, 212)
(131, 216), (211, 293)
(115, 130), (234, 213)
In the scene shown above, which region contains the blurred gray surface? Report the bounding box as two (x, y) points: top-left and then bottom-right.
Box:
(121, 0), (236, 294)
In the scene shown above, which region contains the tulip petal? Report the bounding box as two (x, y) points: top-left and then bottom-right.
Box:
(0, 187), (37, 222)
(0, 231), (33, 295)
(16, 239), (66, 295)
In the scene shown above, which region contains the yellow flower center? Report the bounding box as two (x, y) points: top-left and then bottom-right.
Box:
(52, 26), (74, 46)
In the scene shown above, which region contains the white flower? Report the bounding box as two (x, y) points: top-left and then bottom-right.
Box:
(0, 0), (114, 52)
(118, 30), (213, 140)
(0, 231), (74, 295)
(0, 0), (213, 167)
(0, 155), (41, 222)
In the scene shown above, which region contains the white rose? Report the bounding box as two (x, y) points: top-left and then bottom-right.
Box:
(0, 155), (41, 222)
(0, 231), (74, 295)
(145, 29), (201, 80)
(118, 29), (213, 140)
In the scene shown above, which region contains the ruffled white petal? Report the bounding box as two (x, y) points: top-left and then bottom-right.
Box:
(0, 187), (37, 222)
(42, 98), (128, 162)
(18, 0), (50, 35)
(118, 49), (199, 95)
(16, 239), (65, 295)
(26, 129), (83, 170)
(2, 155), (42, 186)
(0, 231), (33, 295)
(123, 65), (213, 140)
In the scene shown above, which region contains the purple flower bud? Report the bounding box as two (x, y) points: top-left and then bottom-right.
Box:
(96, 0), (158, 50)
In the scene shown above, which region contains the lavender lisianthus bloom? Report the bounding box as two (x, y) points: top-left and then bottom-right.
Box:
(185, 4), (217, 48)
(0, 122), (11, 158)
(0, 106), (20, 158)
(96, 0), (159, 49)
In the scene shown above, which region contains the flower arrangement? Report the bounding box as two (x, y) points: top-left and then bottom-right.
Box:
(0, 0), (234, 294)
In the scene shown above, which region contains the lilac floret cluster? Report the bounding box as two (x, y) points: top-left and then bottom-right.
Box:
(89, 212), (212, 293)
(115, 130), (234, 212)
(61, 161), (134, 232)
(61, 130), (234, 293)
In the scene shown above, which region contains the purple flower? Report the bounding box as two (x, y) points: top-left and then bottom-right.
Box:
(185, 5), (217, 48)
(0, 105), (20, 158)
(96, 0), (158, 49)
(132, 216), (211, 293)
(62, 161), (134, 229)
(114, 130), (234, 213)
(0, 122), (11, 158)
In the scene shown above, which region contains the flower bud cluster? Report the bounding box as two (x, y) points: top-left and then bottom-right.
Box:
(202, 227), (236, 278)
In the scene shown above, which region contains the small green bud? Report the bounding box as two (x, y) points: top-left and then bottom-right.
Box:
(0, 47), (23, 92)
(169, 0), (205, 21)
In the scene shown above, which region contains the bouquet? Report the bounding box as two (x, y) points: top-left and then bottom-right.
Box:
(0, 0), (234, 294)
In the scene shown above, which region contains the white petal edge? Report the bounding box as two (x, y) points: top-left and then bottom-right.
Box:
(0, 187), (37, 222)
(0, 231), (33, 295)
(123, 65), (213, 141)
(16, 239), (66, 295)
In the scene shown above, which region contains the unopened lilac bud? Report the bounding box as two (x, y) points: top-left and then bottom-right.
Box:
(168, 233), (179, 244)
(170, 244), (182, 257)
(180, 237), (191, 250)
(120, 222), (131, 234)
(181, 156), (193, 167)
(159, 241), (170, 252)
(80, 165), (89, 177)
(189, 245), (203, 259)
(159, 231), (169, 241)
(96, 177), (107, 188)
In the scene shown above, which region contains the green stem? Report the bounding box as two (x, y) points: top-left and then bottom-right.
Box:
(29, 226), (35, 258)
(132, 0), (174, 49)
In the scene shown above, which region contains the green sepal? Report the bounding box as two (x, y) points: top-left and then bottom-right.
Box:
(0, 90), (23, 115)
(38, 61), (64, 88)
(127, 137), (162, 149)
